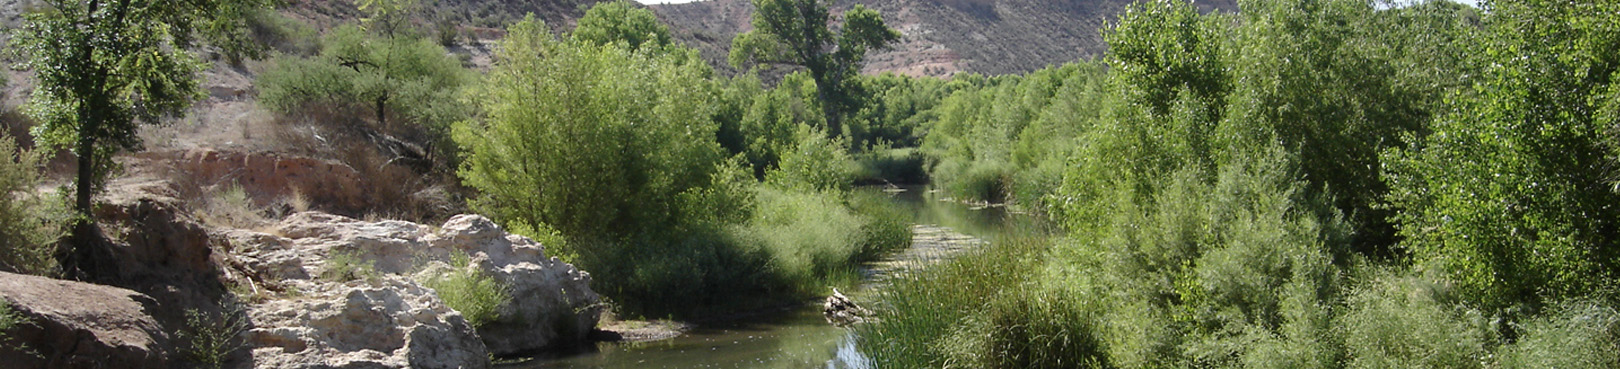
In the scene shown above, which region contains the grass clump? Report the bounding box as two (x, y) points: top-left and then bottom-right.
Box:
(858, 236), (1051, 368)
(195, 185), (269, 230)
(319, 250), (378, 283)
(421, 253), (511, 328)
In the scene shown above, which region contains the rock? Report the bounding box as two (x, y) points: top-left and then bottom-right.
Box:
(229, 212), (602, 357)
(427, 215), (602, 354)
(824, 288), (870, 327)
(246, 277), (489, 369)
(0, 271), (172, 369)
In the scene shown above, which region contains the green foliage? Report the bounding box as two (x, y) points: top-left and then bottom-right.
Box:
(731, 0), (900, 137)
(766, 126), (856, 193)
(245, 7), (320, 56)
(0, 298), (22, 338)
(736, 187), (864, 290)
(179, 305), (249, 369)
(736, 71), (823, 177)
(1384, 0), (1620, 311)
(456, 15), (725, 244)
(1499, 299), (1620, 369)
(13, 0), (274, 269)
(421, 253), (511, 328)
(853, 147), (927, 185)
(572, 1), (672, 52)
(858, 236), (1053, 368)
(257, 23), (472, 148)
(320, 250), (378, 282)
(0, 133), (66, 276)
(847, 189), (912, 260)
(921, 62), (1107, 208)
(1338, 270), (1493, 369)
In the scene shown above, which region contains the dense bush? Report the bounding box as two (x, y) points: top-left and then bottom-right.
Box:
(457, 13), (907, 317)
(257, 23), (472, 162)
(0, 133), (66, 276)
(1383, 0), (1620, 311)
(870, 1), (1620, 368)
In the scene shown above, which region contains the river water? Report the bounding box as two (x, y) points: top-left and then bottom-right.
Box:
(502, 187), (1047, 369)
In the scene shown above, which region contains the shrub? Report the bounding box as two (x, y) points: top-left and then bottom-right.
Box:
(853, 147), (927, 185)
(319, 250), (378, 283)
(1338, 269), (1494, 369)
(1499, 299), (1620, 369)
(847, 189), (912, 260)
(766, 126), (857, 193)
(0, 133), (66, 276)
(421, 253), (511, 328)
(179, 304), (249, 369)
(244, 7), (318, 56)
(738, 187), (864, 291)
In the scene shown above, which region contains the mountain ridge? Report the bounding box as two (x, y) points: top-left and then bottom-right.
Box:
(651, 0), (1239, 77)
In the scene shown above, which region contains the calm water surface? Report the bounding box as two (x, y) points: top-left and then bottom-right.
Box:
(503, 187), (1048, 369)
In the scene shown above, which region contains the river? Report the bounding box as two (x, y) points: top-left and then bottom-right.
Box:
(500, 187), (1048, 369)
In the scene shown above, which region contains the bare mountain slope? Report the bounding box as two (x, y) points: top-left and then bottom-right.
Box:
(653, 0), (1237, 77)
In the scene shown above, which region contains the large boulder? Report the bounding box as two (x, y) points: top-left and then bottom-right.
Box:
(229, 212), (602, 357)
(428, 215), (602, 354)
(246, 277), (488, 369)
(0, 272), (172, 369)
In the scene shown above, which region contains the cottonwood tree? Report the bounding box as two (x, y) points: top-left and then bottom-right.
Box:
(12, 0), (270, 276)
(730, 0), (900, 139)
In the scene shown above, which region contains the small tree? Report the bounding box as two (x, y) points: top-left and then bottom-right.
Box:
(730, 0), (900, 139)
(571, 1), (673, 52)
(12, 0), (270, 276)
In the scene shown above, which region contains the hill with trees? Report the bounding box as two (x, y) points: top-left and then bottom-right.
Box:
(652, 0), (1237, 77)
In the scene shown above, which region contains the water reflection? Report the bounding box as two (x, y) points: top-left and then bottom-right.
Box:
(501, 186), (1040, 369)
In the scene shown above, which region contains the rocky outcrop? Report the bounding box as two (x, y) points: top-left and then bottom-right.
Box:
(246, 277), (489, 369)
(0, 272), (172, 369)
(428, 215), (603, 354)
(227, 212), (602, 359)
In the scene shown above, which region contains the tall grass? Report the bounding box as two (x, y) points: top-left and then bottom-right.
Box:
(421, 253), (511, 328)
(857, 236), (1053, 368)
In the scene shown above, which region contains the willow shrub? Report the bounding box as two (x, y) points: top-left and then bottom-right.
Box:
(0, 133), (66, 276)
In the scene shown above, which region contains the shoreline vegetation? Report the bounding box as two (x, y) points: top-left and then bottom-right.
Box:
(3, 0), (1620, 368)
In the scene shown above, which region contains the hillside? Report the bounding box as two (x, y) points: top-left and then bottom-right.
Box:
(653, 0), (1238, 77)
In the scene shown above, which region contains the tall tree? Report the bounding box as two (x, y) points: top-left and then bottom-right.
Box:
(572, 0), (673, 52)
(12, 0), (270, 277)
(730, 0), (900, 139)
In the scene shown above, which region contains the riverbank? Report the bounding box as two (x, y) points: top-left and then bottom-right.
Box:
(514, 194), (1011, 368)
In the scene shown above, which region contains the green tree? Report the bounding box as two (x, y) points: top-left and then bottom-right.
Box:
(455, 15), (728, 244)
(1384, 0), (1620, 311)
(571, 0), (672, 52)
(257, 24), (471, 143)
(12, 0), (271, 275)
(730, 0), (900, 139)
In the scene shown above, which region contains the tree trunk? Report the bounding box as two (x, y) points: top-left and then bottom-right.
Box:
(65, 133), (100, 280)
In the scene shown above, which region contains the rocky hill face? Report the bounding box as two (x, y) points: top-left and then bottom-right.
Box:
(653, 0), (1238, 77)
